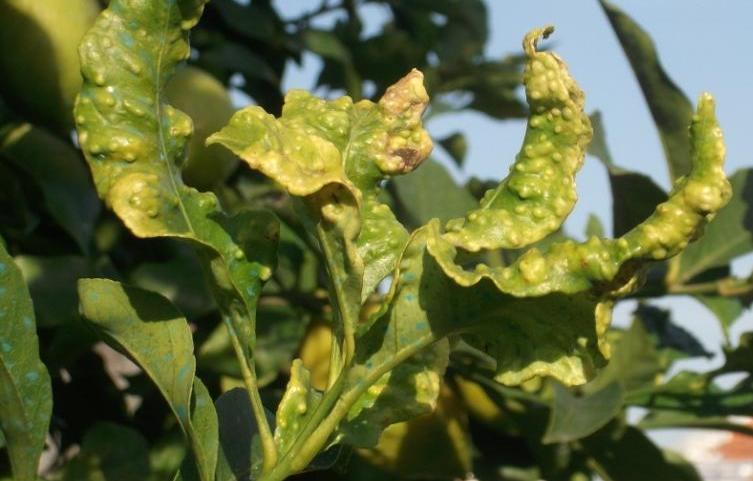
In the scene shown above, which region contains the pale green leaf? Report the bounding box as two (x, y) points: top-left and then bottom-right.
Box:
(443, 27), (592, 251)
(0, 240), (52, 481)
(676, 169), (753, 283)
(78, 278), (217, 481)
(209, 69), (433, 300)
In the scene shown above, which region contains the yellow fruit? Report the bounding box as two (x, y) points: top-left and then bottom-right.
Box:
(0, 0), (99, 129)
(165, 66), (239, 189)
(299, 322), (333, 391)
(358, 383), (473, 479)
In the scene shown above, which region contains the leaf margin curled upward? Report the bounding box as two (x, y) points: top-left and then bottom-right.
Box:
(74, 0), (279, 354)
(443, 26), (593, 251)
(428, 93), (730, 302)
(0, 240), (53, 481)
(78, 278), (218, 481)
(423, 93), (729, 386)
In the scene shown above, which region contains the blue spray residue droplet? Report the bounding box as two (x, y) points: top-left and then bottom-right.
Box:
(177, 363), (191, 381)
(176, 405), (187, 420)
(0, 263), (6, 274)
(23, 316), (33, 329)
(26, 371), (39, 382)
(1, 341), (11, 353)
(404, 293), (416, 302)
(0, 287), (6, 296)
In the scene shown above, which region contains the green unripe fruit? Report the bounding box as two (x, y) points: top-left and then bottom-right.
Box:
(165, 66), (238, 189)
(0, 0), (99, 130)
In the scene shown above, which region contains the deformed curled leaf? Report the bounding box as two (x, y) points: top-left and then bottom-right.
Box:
(443, 26), (593, 251)
(74, 0), (279, 363)
(428, 94), (730, 297)
(209, 69), (433, 299)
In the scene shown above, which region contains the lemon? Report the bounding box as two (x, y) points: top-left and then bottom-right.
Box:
(0, 0), (99, 129)
(165, 66), (239, 189)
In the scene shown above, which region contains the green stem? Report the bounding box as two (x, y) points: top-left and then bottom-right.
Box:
(223, 316), (278, 473)
(259, 332), (438, 481)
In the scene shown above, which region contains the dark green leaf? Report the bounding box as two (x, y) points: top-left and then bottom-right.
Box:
(437, 132), (467, 168)
(1, 124), (100, 253)
(583, 425), (702, 481)
(63, 422), (150, 481)
(0, 240), (52, 481)
(599, 0), (694, 180)
(588, 111), (668, 237)
(15, 255), (115, 328)
(542, 382), (623, 444)
(391, 159), (476, 229)
(214, 388), (271, 481)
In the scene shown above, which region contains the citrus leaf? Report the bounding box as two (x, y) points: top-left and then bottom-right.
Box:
(0, 123), (101, 253)
(210, 69), (433, 300)
(588, 111), (668, 237)
(443, 27), (592, 251)
(676, 168), (753, 283)
(78, 278), (217, 481)
(599, 0), (694, 181)
(391, 159), (477, 229)
(429, 95), (730, 297)
(63, 422), (150, 481)
(542, 382), (623, 444)
(583, 425), (702, 481)
(74, 0), (279, 365)
(0, 240), (52, 481)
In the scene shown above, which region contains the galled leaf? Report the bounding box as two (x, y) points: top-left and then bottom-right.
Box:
(443, 26), (592, 251)
(74, 0), (279, 361)
(0, 239), (53, 481)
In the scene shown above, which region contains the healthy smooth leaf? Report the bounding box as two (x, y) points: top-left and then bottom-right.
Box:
(583, 425), (702, 481)
(63, 422), (150, 481)
(676, 168), (753, 283)
(0, 123), (101, 252)
(542, 382), (623, 444)
(0, 240), (53, 481)
(437, 132), (468, 168)
(214, 388), (272, 481)
(600, 0), (695, 181)
(78, 278), (217, 481)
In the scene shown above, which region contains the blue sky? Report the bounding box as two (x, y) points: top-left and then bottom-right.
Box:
(272, 1), (753, 377)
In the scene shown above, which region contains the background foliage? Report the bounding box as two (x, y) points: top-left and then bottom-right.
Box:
(1, 1), (752, 480)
